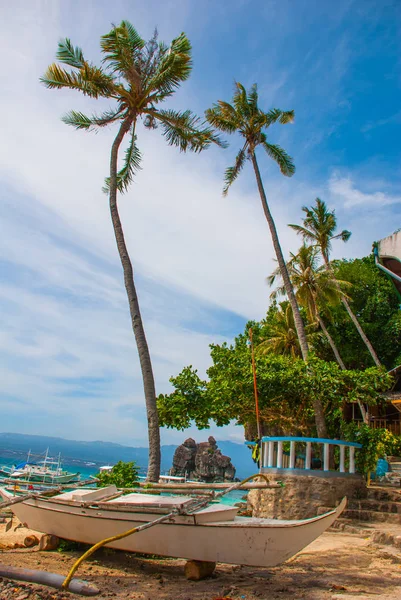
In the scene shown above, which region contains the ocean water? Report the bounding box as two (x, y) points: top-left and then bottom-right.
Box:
(0, 456), (247, 506)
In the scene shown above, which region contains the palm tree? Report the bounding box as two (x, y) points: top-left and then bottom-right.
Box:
(289, 198), (381, 367)
(41, 23), (223, 481)
(205, 83), (309, 361)
(258, 301), (308, 358)
(268, 245), (350, 369)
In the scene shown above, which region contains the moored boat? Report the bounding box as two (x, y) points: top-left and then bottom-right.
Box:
(0, 485), (346, 567)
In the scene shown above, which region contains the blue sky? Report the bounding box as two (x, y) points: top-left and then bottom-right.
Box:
(0, 0), (400, 447)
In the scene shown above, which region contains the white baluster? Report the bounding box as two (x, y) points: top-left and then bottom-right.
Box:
(305, 442), (312, 470)
(289, 441), (296, 469)
(277, 441), (283, 468)
(339, 445), (345, 473)
(323, 443), (330, 471)
(261, 442), (266, 468)
(268, 442), (274, 467)
(349, 446), (355, 474)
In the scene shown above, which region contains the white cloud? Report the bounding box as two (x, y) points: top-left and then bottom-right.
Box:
(328, 174), (401, 209)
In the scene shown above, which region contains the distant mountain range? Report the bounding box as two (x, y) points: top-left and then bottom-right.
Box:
(0, 432), (255, 479)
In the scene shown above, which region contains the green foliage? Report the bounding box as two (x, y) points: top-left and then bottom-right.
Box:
(323, 256), (401, 369)
(158, 321), (392, 437)
(205, 82), (295, 195)
(42, 22), (224, 195)
(96, 461), (140, 488)
(342, 423), (401, 474)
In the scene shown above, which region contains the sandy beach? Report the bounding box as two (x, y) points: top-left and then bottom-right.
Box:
(1, 524), (401, 600)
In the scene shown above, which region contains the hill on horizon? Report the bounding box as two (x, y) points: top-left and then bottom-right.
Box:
(0, 432), (255, 478)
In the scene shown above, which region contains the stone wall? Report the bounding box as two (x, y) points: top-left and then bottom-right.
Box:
(248, 473), (367, 519)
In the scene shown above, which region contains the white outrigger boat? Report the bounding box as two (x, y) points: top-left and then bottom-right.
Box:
(0, 485), (346, 567)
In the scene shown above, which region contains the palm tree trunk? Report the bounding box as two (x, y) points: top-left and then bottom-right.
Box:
(322, 256), (381, 367)
(250, 153), (309, 361)
(109, 119), (161, 482)
(316, 315), (346, 370)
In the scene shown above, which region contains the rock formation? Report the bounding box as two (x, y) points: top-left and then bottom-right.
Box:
(170, 436), (236, 482)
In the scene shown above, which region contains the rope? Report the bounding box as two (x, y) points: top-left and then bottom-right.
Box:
(61, 473), (270, 590)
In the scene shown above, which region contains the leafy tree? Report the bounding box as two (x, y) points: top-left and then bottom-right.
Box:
(289, 198), (381, 366)
(268, 245), (350, 370)
(205, 84), (309, 361)
(158, 325), (392, 440)
(327, 255), (401, 369)
(96, 461), (140, 489)
(41, 23), (222, 481)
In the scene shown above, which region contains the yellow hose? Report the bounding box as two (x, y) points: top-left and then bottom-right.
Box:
(62, 473), (272, 590)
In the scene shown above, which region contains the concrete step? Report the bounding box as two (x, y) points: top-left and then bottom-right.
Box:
(341, 508), (401, 524)
(367, 487), (401, 503)
(330, 519), (401, 550)
(348, 498), (401, 514)
(319, 505), (401, 524)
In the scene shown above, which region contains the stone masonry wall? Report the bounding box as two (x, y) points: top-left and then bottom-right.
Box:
(248, 473), (367, 519)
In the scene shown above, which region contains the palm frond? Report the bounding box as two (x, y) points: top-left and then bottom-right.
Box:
(155, 109), (226, 152)
(62, 108), (124, 131)
(263, 108), (294, 127)
(205, 105), (238, 134)
(40, 63), (115, 98)
(223, 145), (247, 195)
(143, 32), (192, 98)
(247, 84), (258, 111)
(101, 22), (144, 83)
(56, 38), (85, 68)
(332, 229), (352, 243)
(233, 82), (250, 117)
(103, 131), (142, 194)
(288, 223), (317, 242)
(261, 142), (295, 177)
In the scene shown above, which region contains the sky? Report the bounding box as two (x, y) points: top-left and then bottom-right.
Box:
(0, 0), (400, 449)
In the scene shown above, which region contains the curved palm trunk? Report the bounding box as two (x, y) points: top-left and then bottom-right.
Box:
(322, 256), (381, 367)
(316, 315), (346, 370)
(250, 153), (328, 440)
(250, 153), (309, 361)
(109, 120), (161, 481)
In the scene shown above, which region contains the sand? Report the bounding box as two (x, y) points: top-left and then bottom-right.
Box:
(1, 520), (401, 599)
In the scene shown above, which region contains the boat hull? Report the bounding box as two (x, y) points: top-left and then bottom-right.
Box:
(0, 489), (346, 567)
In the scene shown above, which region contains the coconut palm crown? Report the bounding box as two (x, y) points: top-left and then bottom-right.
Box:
(206, 82), (295, 195)
(288, 198), (351, 263)
(41, 24), (224, 193)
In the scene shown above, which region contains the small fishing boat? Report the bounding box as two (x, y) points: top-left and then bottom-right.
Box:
(0, 485), (346, 567)
(0, 450), (80, 485)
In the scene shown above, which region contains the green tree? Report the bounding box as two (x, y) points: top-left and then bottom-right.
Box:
(96, 461), (139, 489)
(328, 256), (401, 369)
(41, 23), (222, 481)
(205, 83), (309, 361)
(158, 333), (391, 440)
(268, 245), (350, 370)
(289, 198), (381, 367)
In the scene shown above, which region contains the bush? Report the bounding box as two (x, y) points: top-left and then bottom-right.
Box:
(342, 423), (401, 474)
(96, 460), (140, 489)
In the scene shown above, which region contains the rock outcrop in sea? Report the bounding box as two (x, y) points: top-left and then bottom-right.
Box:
(170, 436), (236, 482)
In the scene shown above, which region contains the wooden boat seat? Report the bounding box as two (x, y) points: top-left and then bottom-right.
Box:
(106, 493), (195, 509)
(55, 485), (119, 502)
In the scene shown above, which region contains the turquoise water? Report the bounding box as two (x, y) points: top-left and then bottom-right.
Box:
(0, 456), (246, 506)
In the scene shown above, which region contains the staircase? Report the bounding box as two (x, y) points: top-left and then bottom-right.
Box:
(320, 487), (401, 550)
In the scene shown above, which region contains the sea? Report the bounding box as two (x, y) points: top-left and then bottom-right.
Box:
(0, 454), (246, 506)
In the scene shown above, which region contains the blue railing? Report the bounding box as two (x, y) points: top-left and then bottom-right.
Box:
(246, 436), (362, 476)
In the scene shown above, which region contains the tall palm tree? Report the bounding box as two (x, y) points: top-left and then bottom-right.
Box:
(268, 245), (350, 369)
(289, 199), (381, 367)
(41, 23), (223, 481)
(205, 83), (309, 361)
